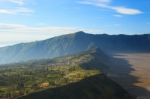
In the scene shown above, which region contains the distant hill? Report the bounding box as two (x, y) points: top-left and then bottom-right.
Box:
(0, 47), (109, 71)
(0, 31), (150, 64)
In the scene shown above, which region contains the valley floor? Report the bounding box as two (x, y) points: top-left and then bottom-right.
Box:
(108, 53), (150, 99)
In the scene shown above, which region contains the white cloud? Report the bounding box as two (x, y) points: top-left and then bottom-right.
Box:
(0, 23), (101, 34)
(0, 24), (79, 33)
(0, 23), (102, 47)
(0, 9), (13, 14)
(79, 0), (111, 7)
(0, 0), (26, 5)
(0, 0), (33, 15)
(9, 0), (25, 5)
(112, 6), (142, 15)
(79, 0), (143, 15)
(0, 7), (33, 15)
(80, 0), (111, 4)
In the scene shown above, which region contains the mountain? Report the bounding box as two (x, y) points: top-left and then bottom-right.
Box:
(0, 31), (150, 64)
(0, 47), (109, 71)
(18, 74), (133, 99)
(0, 48), (132, 99)
(0, 47), (134, 99)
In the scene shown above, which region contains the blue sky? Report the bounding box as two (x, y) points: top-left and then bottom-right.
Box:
(0, 0), (150, 46)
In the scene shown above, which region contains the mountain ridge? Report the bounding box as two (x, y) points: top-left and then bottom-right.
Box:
(0, 31), (150, 64)
(18, 74), (133, 99)
(0, 47), (133, 99)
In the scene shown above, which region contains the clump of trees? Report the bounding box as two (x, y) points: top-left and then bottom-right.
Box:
(0, 64), (100, 99)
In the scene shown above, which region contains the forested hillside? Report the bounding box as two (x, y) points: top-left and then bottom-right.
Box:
(0, 31), (149, 64)
(0, 48), (134, 99)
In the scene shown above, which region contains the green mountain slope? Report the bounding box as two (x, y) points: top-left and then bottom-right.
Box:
(0, 31), (149, 64)
(18, 74), (133, 99)
(0, 48), (134, 99)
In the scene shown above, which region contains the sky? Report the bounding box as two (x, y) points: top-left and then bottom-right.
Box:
(0, 0), (150, 47)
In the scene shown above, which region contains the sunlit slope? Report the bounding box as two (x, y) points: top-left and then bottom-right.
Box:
(18, 74), (133, 99)
(7, 48), (133, 99)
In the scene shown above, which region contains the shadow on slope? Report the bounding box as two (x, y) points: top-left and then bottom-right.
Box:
(107, 53), (150, 99)
(18, 74), (133, 99)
